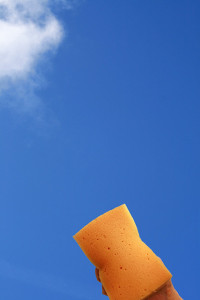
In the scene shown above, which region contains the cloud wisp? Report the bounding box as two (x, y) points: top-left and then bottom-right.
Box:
(0, 0), (68, 114)
(0, 258), (92, 299)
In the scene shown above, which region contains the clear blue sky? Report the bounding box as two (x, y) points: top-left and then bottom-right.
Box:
(0, 1), (199, 299)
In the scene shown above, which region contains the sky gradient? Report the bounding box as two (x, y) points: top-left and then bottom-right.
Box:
(0, 1), (199, 300)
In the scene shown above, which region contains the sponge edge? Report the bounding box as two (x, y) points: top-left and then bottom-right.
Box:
(73, 204), (172, 300)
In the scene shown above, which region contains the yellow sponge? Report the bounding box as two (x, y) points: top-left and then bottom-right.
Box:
(73, 204), (172, 300)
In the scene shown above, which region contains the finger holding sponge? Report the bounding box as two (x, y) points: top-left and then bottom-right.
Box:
(73, 204), (178, 300)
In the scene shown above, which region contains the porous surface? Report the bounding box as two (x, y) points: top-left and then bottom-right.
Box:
(73, 204), (172, 300)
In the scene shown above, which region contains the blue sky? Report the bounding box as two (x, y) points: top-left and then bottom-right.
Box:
(0, 1), (199, 299)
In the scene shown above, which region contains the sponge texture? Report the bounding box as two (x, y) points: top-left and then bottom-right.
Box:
(73, 204), (172, 300)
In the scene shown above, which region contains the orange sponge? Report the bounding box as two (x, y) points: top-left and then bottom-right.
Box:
(73, 204), (172, 300)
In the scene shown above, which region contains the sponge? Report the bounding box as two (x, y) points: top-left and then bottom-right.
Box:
(73, 204), (172, 300)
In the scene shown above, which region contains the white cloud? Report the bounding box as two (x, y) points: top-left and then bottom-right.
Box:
(0, 0), (71, 114)
(0, 17), (62, 79)
(0, 0), (64, 80)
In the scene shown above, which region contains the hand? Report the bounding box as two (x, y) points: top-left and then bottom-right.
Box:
(95, 268), (182, 299)
(146, 280), (182, 300)
(95, 267), (107, 296)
